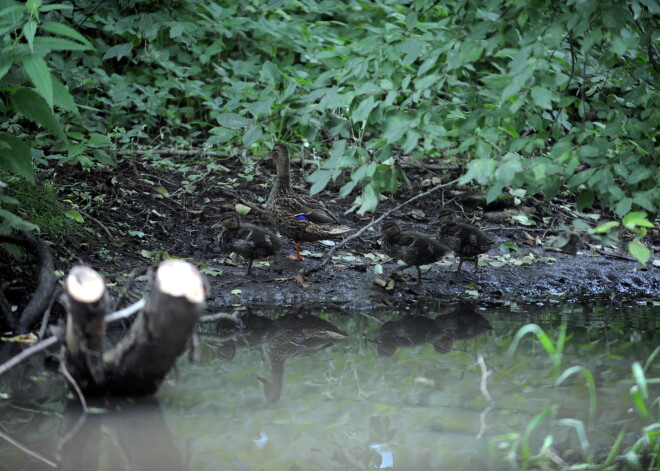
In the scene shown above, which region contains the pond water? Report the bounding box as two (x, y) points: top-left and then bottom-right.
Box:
(0, 299), (658, 470)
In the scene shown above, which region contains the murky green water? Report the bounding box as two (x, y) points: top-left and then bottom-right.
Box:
(1, 299), (658, 470)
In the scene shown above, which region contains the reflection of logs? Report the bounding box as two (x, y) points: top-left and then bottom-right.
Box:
(60, 398), (186, 470)
(62, 259), (205, 396)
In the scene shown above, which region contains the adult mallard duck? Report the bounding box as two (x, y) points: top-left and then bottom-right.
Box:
(258, 313), (347, 402)
(380, 221), (451, 285)
(216, 212), (281, 275)
(434, 210), (495, 273)
(266, 143), (352, 261)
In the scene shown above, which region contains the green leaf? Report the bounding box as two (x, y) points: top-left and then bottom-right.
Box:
(414, 74), (440, 91)
(261, 61), (279, 88)
(0, 208), (40, 233)
(235, 204), (251, 215)
(592, 221), (619, 234)
(614, 198), (632, 216)
(11, 88), (66, 141)
(242, 124), (262, 147)
(65, 210), (84, 223)
(357, 182), (379, 215)
(0, 133), (35, 182)
(352, 95), (377, 122)
(38, 4), (73, 13)
(33, 36), (93, 52)
(216, 113), (249, 129)
(42, 21), (93, 48)
(22, 54), (53, 107)
(576, 190), (594, 211)
(486, 183), (503, 203)
(622, 211), (654, 230)
(23, 20), (37, 51)
(52, 76), (78, 114)
(628, 239), (650, 265)
(309, 169), (332, 196)
(102, 43), (133, 61)
(0, 54), (12, 82)
(531, 86), (553, 109)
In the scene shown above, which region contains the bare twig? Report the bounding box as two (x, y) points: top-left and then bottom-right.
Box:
(104, 298), (146, 324)
(60, 359), (88, 413)
(38, 287), (61, 340)
(116, 148), (230, 158)
(0, 336), (60, 377)
(112, 265), (149, 311)
(0, 427), (58, 468)
(78, 209), (113, 240)
(214, 186), (266, 215)
(301, 178), (460, 277)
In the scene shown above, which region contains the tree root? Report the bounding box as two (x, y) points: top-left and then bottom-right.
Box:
(0, 232), (57, 332)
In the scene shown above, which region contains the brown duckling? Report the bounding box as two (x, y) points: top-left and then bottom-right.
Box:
(266, 143), (352, 261)
(435, 211), (494, 273)
(380, 221), (451, 285)
(216, 213), (281, 275)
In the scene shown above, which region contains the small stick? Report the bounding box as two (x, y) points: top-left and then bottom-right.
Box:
(104, 298), (146, 324)
(116, 148), (230, 158)
(214, 187), (266, 215)
(0, 336), (60, 377)
(38, 288), (61, 340)
(78, 209), (114, 240)
(302, 178), (460, 277)
(60, 360), (88, 413)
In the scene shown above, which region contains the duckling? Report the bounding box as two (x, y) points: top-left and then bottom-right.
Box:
(216, 213), (281, 275)
(380, 221), (451, 285)
(266, 143), (351, 261)
(435, 211), (494, 273)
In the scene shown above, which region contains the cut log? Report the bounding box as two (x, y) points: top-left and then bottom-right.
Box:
(62, 266), (110, 393)
(62, 260), (205, 396)
(103, 259), (205, 395)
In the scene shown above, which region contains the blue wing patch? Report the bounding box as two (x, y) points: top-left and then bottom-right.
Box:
(294, 214), (310, 221)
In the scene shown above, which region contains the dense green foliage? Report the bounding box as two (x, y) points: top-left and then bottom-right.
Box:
(0, 0), (658, 258)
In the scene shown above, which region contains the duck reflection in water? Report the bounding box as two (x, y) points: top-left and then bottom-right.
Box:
(374, 303), (492, 357)
(208, 311), (273, 361)
(259, 313), (348, 402)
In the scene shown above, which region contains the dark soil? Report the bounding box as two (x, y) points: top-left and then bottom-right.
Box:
(2, 153), (659, 328)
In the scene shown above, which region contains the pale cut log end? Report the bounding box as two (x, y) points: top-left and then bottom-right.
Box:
(156, 260), (205, 303)
(66, 266), (106, 303)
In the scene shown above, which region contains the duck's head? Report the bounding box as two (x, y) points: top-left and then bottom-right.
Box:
(270, 143), (290, 164)
(218, 212), (241, 229)
(380, 221), (401, 238)
(431, 209), (455, 226)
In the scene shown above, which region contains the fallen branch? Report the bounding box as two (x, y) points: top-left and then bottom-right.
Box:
(116, 148), (230, 158)
(301, 178), (460, 277)
(104, 298), (146, 324)
(0, 335), (60, 377)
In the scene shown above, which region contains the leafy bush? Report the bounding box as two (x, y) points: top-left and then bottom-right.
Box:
(1, 0), (658, 262)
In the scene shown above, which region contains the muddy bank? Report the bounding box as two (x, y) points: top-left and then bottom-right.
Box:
(205, 248), (659, 311)
(2, 156), (658, 331)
